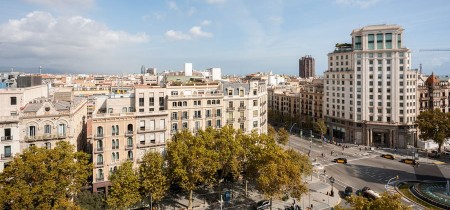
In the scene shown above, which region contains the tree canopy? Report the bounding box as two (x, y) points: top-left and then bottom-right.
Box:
(107, 161), (140, 209)
(416, 109), (450, 152)
(0, 141), (91, 209)
(139, 151), (169, 207)
(336, 192), (411, 210)
(314, 119), (327, 139)
(277, 127), (290, 145)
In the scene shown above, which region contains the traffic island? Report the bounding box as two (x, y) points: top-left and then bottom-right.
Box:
(396, 181), (446, 210)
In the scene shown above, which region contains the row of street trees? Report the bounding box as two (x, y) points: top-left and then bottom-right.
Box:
(107, 126), (312, 209)
(416, 108), (450, 153)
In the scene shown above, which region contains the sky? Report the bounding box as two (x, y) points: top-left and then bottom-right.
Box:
(0, 0), (449, 76)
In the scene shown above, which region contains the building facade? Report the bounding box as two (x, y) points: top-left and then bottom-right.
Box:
(324, 24), (418, 148)
(299, 55), (315, 78)
(417, 73), (450, 114)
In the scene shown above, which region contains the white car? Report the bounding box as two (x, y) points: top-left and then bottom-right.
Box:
(312, 163), (324, 171)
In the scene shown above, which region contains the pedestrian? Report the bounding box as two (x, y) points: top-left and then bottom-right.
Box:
(321, 153), (324, 157)
(359, 147), (362, 152)
(324, 169), (326, 175)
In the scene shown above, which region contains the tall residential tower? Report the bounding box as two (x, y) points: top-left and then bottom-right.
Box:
(299, 55), (315, 78)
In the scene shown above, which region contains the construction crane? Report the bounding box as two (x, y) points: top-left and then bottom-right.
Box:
(419, 48), (450, 52)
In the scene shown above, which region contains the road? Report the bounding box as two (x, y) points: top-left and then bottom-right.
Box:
(288, 135), (450, 209)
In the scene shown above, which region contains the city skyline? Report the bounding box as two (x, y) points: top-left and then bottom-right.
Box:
(0, 0), (449, 75)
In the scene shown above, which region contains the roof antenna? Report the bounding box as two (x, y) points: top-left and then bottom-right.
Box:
(419, 63), (422, 74)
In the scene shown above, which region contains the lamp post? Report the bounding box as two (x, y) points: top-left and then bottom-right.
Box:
(329, 176), (335, 197)
(385, 175), (399, 192)
(289, 123), (297, 149)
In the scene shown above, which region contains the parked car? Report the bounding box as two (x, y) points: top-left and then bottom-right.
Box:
(344, 186), (353, 197)
(334, 157), (347, 164)
(312, 163), (324, 171)
(381, 154), (395, 160)
(254, 200), (270, 210)
(400, 158), (416, 165)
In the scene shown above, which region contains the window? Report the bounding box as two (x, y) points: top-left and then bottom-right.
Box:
(97, 154), (103, 164)
(4, 146), (11, 157)
(182, 122), (188, 129)
(216, 120), (221, 128)
(97, 140), (103, 150)
(355, 36), (362, 49)
(385, 33), (392, 49)
(253, 121), (258, 128)
(44, 124), (51, 134)
(10, 97), (17, 105)
(159, 97), (165, 106)
(368, 34), (374, 50)
(172, 123), (178, 132)
(149, 97), (154, 106)
(377, 33), (383, 49)
(253, 100), (258, 106)
(111, 125), (116, 136)
(397, 34), (402, 48)
(128, 151), (133, 160)
(253, 110), (258, 117)
(127, 137), (133, 147)
(139, 98), (144, 106)
(28, 126), (36, 137)
(97, 169), (104, 181)
(172, 112), (178, 120)
(216, 109), (221, 117)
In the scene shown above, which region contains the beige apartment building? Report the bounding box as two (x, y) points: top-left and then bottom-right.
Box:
(20, 96), (87, 152)
(91, 81), (268, 194)
(0, 84), (49, 171)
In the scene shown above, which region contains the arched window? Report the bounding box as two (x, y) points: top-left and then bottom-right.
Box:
(58, 123), (66, 136)
(97, 140), (103, 150)
(97, 154), (103, 164)
(183, 101), (187, 106)
(97, 169), (104, 181)
(45, 142), (51, 149)
(112, 152), (116, 162)
(112, 126), (116, 136)
(115, 125), (119, 135)
(127, 124), (133, 132)
(97, 126), (103, 136)
(127, 137), (133, 147)
(116, 152), (119, 160)
(127, 151), (133, 160)
(111, 139), (115, 149)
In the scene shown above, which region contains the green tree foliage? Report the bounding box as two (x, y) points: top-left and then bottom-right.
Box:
(139, 151), (169, 208)
(107, 161), (140, 209)
(336, 192), (411, 210)
(416, 109), (450, 152)
(166, 129), (220, 209)
(214, 126), (244, 183)
(277, 127), (290, 145)
(0, 141), (91, 209)
(75, 190), (107, 210)
(268, 125), (277, 139)
(314, 119), (327, 139)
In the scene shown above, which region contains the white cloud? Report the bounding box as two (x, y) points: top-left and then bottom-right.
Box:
(335, 0), (380, 8)
(189, 26), (213, 38)
(23, 0), (95, 9)
(165, 26), (213, 41)
(201, 20), (211, 26)
(165, 30), (191, 40)
(0, 11), (148, 59)
(167, 1), (178, 10)
(205, 0), (226, 4)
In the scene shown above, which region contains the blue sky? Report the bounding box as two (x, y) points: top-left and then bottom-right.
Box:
(0, 0), (449, 75)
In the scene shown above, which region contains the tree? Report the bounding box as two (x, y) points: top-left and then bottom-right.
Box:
(267, 125), (276, 139)
(139, 151), (169, 210)
(107, 161), (140, 209)
(336, 192), (411, 210)
(314, 119), (327, 140)
(166, 129), (220, 209)
(213, 126), (244, 185)
(277, 127), (290, 145)
(75, 190), (107, 210)
(0, 141), (91, 209)
(416, 109), (450, 153)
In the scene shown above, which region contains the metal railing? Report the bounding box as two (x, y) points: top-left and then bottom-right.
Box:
(24, 134), (66, 142)
(1, 153), (13, 160)
(1, 136), (13, 141)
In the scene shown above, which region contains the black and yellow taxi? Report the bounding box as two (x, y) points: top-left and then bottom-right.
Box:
(381, 154), (395, 160)
(400, 158), (416, 165)
(334, 157), (348, 164)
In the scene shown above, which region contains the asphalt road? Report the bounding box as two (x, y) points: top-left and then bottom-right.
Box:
(288, 135), (450, 210)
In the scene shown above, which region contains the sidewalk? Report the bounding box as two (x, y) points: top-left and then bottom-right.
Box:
(163, 174), (341, 210)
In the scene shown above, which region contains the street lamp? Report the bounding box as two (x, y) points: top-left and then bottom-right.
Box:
(289, 123), (297, 149)
(385, 175), (399, 192)
(329, 176), (335, 197)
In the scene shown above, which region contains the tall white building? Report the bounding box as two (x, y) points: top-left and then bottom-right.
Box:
(324, 24), (418, 148)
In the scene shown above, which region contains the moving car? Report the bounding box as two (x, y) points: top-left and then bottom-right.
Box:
(400, 158), (416, 165)
(344, 186), (353, 197)
(361, 187), (381, 200)
(334, 157), (347, 164)
(381, 154), (395, 160)
(254, 200), (270, 210)
(312, 163), (324, 171)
